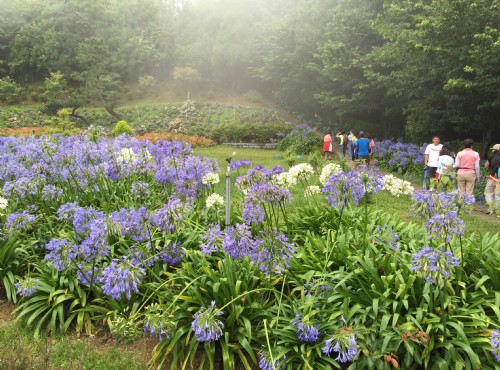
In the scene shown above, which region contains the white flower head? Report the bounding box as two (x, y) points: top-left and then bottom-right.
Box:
(287, 163), (314, 186)
(0, 196), (8, 211)
(304, 185), (321, 198)
(206, 193), (224, 209)
(320, 163), (343, 185)
(117, 147), (136, 163)
(202, 172), (220, 185)
(270, 172), (289, 187)
(383, 174), (414, 197)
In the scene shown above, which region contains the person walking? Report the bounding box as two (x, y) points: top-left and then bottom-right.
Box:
(484, 144), (500, 214)
(323, 131), (333, 160)
(354, 131), (370, 166)
(336, 130), (348, 159)
(454, 138), (480, 197)
(424, 136), (443, 189)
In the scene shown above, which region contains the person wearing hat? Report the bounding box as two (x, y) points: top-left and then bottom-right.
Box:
(484, 143), (500, 215)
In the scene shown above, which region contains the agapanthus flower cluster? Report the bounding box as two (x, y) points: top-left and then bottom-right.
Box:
(5, 210), (36, 230)
(319, 163), (343, 185)
(200, 223), (223, 255)
(99, 257), (145, 300)
(251, 229), (295, 275)
(56, 202), (79, 221)
(322, 171), (368, 209)
(143, 305), (176, 341)
(223, 223), (257, 258)
(109, 207), (151, 242)
(258, 351), (285, 370)
(44, 238), (78, 271)
(191, 301), (224, 342)
(206, 193), (224, 209)
(292, 314), (320, 342)
(382, 174), (414, 197)
(287, 163), (314, 186)
(242, 183), (292, 226)
(130, 181), (150, 199)
(491, 330), (500, 362)
(411, 246), (460, 284)
(41, 184), (63, 201)
(229, 159), (252, 171)
(411, 190), (472, 242)
(15, 276), (39, 298)
(156, 240), (184, 265)
(201, 172), (220, 185)
(153, 198), (190, 233)
(425, 210), (465, 243)
(235, 165), (285, 193)
(322, 316), (358, 363)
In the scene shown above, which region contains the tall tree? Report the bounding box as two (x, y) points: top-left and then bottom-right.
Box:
(370, 0), (500, 150)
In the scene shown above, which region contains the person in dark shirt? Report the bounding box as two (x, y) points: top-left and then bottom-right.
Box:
(484, 144), (500, 215)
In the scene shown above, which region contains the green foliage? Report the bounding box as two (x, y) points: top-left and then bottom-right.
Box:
(151, 252), (277, 369)
(113, 120), (133, 136)
(0, 77), (23, 104)
(242, 90), (266, 105)
(277, 125), (320, 155)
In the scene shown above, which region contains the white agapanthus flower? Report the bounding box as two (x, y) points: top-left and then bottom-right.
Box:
(287, 163), (314, 186)
(382, 174), (414, 197)
(320, 163), (343, 185)
(271, 172), (289, 187)
(202, 172), (220, 185)
(117, 148), (136, 163)
(206, 193), (224, 209)
(0, 196), (8, 211)
(304, 185), (321, 198)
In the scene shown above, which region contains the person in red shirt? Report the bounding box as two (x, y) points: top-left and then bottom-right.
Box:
(323, 131), (333, 160)
(454, 138), (480, 197)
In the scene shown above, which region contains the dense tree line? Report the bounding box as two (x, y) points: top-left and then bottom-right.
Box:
(0, 0), (498, 151)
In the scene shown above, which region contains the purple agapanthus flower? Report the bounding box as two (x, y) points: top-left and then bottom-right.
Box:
(15, 276), (39, 298)
(251, 229), (295, 275)
(322, 316), (358, 363)
(57, 202), (79, 221)
(491, 330), (500, 362)
(411, 246), (460, 284)
(153, 198), (187, 233)
(44, 238), (77, 271)
(191, 301), (224, 342)
(229, 159), (252, 171)
(200, 223), (224, 255)
(292, 314), (320, 342)
(5, 210), (36, 230)
(223, 223), (257, 259)
(258, 351), (285, 370)
(99, 257), (145, 300)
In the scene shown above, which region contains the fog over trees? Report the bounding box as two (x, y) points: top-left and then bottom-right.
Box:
(0, 0), (498, 150)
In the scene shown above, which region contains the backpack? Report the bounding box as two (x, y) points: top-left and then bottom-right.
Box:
(343, 135), (348, 147)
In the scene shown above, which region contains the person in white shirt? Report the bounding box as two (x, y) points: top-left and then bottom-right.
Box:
(436, 147), (455, 191)
(424, 136), (443, 189)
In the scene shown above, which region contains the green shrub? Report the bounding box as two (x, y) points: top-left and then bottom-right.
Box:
(113, 120), (133, 136)
(0, 77), (23, 104)
(277, 124), (320, 155)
